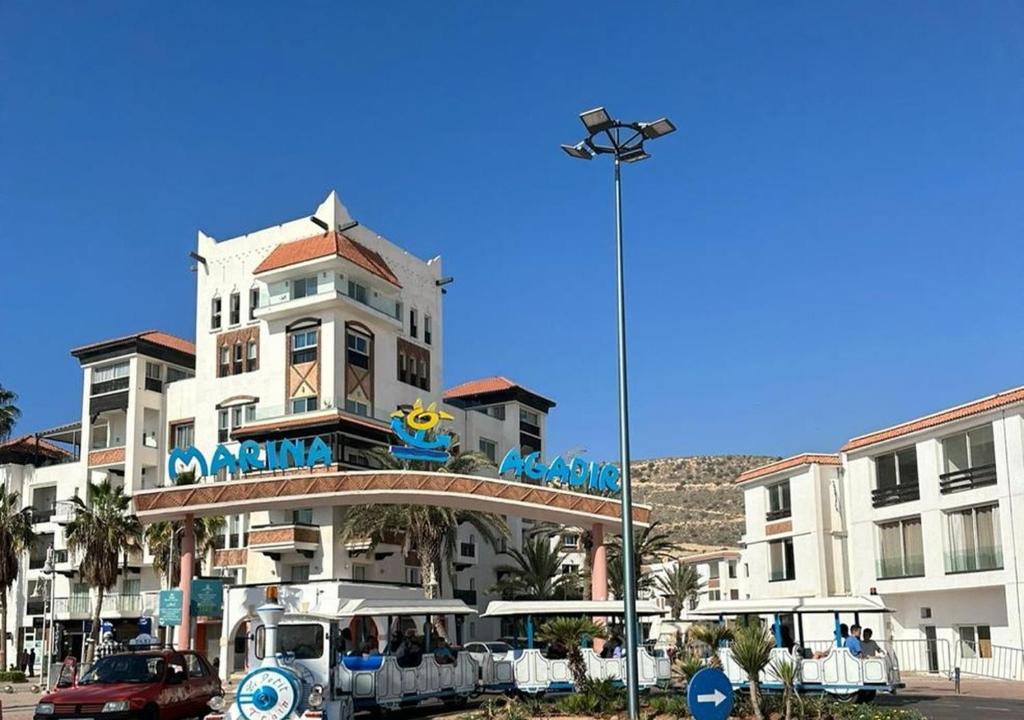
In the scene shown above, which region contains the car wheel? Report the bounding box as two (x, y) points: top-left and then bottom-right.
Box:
(138, 703), (159, 720)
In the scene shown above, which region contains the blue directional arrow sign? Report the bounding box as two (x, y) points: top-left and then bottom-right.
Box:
(687, 667), (734, 720)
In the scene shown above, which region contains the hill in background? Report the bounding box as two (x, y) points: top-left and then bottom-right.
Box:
(631, 455), (781, 547)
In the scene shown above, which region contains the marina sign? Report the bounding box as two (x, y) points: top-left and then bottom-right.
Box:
(499, 447), (622, 494)
(388, 399), (454, 462)
(167, 437), (333, 481)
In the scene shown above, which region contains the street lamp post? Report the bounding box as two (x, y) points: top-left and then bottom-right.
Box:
(562, 107), (675, 720)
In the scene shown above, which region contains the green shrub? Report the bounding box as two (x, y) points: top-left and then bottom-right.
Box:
(0, 671), (27, 682)
(644, 692), (690, 718)
(555, 679), (626, 717)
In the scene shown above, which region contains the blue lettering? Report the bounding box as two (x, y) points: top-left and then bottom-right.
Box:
(587, 461), (603, 491)
(568, 457), (589, 487)
(523, 452), (547, 481)
(545, 456), (569, 486)
(238, 440), (265, 472)
(265, 441), (280, 470)
(499, 447), (524, 476)
(209, 445), (238, 476)
(278, 439), (305, 469)
(599, 464), (621, 493)
(167, 447), (208, 481)
(306, 436), (332, 468)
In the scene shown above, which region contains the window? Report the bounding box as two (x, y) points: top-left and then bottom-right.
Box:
(398, 353), (407, 383)
(957, 625), (992, 659)
(346, 330), (370, 370)
(708, 563), (720, 580)
(291, 330), (317, 364)
(246, 340), (258, 372)
(145, 362), (162, 380)
(520, 408), (540, 427)
(479, 437), (497, 462)
(255, 624), (322, 659)
(172, 422), (194, 450)
(561, 564), (579, 575)
(708, 590), (721, 601)
(211, 297), (222, 330)
(946, 504), (1002, 573)
(728, 562), (737, 579)
(345, 399), (368, 416)
(229, 292), (240, 325)
(561, 534), (579, 549)
(232, 342), (243, 375)
(347, 280), (367, 304)
(942, 426), (997, 493)
(424, 314), (432, 345)
(185, 654), (209, 678)
(249, 287), (259, 320)
(166, 366), (193, 383)
(406, 567), (421, 585)
(292, 276), (318, 299)
(409, 308), (418, 338)
(289, 564), (310, 582)
(92, 361), (129, 393)
(218, 346), (229, 377)
(769, 538), (796, 582)
(292, 397), (318, 414)
(352, 565), (368, 581)
(418, 358), (429, 390)
(876, 517), (925, 579)
(245, 404), (256, 423)
(873, 447), (920, 507)
(730, 589), (740, 600)
(292, 508), (313, 525)
(476, 404), (506, 421)
(767, 480), (791, 520)
(218, 410), (229, 443)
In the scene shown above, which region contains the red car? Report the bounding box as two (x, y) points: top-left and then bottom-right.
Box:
(35, 650), (222, 720)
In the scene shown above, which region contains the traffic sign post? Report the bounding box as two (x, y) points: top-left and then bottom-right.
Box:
(158, 588), (184, 627)
(687, 667), (734, 720)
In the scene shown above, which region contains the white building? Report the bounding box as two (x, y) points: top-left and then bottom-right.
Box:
(1, 190), (572, 667)
(736, 386), (1024, 676)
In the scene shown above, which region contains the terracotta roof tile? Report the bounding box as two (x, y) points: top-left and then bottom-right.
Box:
(253, 231), (401, 287)
(735, 453), (840, 485)
(443, 376), (518, 398)
(0, 434), (71, 458)
(71, 330), (195, 356)
(841, 385), (1024, 453)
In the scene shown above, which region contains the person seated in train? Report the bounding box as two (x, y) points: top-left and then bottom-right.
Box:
(432, 639), (455, 665)
(396, 630), (422, 667)
(813, 624), (850, 659)
(846, 625), (863, 657)
(859, 628), (880, 658)
(338, 628), (356, 656)
(387, 629), (404, 654)
(545, 640), (568, 660)
(361, 637), (381, 657)
(600, 637), (621, 659)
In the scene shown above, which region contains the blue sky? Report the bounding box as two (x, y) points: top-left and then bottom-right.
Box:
(1, 2), (1022, 461)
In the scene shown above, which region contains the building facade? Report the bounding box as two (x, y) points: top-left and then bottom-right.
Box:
(736, 387), (1024, 675)
(1, 190), (578, 668)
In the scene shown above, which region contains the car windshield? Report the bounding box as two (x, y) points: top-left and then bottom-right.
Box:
(79, 655), (166, 684)
(486, 642), (512, 653)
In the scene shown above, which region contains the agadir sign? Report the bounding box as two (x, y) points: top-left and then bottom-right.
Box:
(499, 448), (622, 494)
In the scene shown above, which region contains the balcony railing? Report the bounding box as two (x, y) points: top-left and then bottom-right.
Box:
(54, 596), (92, 617)
(871, 483), (920, 508)
(939, 464), (998, 494)
(766, 507), (791, 522)
(91, 377), (129, 395)
(945, 546), (1003, 574)
(29, 505), (55, 524)
(453, 589), (478, 606)
(101, 594), (142, 614)
(876, 555), (925, 580)
(26, 598), (46, 615)
(261, 282), (401, 321)
(768, 569), (795, 582)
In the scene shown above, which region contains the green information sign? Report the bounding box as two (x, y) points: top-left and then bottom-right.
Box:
(158, 589), (183, 627)
(190, 578), (224, 618)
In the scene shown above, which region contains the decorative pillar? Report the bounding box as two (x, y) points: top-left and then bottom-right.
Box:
(591, 523), (607, 601)
(177, 514), (195, 650)
(590, 523), (608, 653)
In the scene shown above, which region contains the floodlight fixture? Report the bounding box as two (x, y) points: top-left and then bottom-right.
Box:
(639, 117), (677, 139)
(561, 142), (594, 160)
(579, 106), (614, 133)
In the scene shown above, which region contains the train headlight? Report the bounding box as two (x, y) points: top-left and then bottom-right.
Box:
(307, 684), (324, 710)
(207, 695), (226, 711)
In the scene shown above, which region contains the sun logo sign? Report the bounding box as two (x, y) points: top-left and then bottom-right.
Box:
(389, 399), (454, 463)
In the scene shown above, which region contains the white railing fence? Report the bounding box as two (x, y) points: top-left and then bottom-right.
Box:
(954, 641), (1024, 682)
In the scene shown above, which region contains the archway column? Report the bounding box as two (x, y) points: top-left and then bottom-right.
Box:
(176, 514), (195, 650)
(591, 523), (607, 652)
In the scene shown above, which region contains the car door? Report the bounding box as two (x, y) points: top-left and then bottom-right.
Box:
(184, 653), (219, 713)
(164, 653), (192, 718)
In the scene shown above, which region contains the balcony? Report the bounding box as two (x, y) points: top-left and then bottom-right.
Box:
(871, 483), (920, 508)
(53, 596), (92, 618)
(101, 593), (143, 615)
(875, 555), (925, 580)
(256, 278), (401, 325)
(455, 542), (477, 570)
(249, 523), (320, 560)
(945, 546), (1003, 574)
(766, 507), (791, 522)
(88, 446), (126, 468)
(940, 464), (998, 494)
(26, 598), (46, 615)
(213, 548), (249, 568)
(29, 505), (56, 524)
(90, 377), (129, 395)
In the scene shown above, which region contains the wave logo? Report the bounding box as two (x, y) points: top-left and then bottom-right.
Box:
(389, 399), (454, 463)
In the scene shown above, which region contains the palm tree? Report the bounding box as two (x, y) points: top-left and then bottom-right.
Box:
(653, 563), (703, 620)
(730, 619), (774, 720)
(338, 447), (507, 635)
(143, 472), (225, 585)
(0, 384), (21, 441)
(65, 480), (142, 663)
(537, 617), (606, 690)
(770, 655), (799, 720)
(688, 623), (734, 666)
(608, 521), (674, 597)
(491, 534), (580, 600)
(0, 487), (35, 670)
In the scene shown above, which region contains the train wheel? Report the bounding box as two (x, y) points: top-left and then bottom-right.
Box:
(856, 690), (877, 704)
